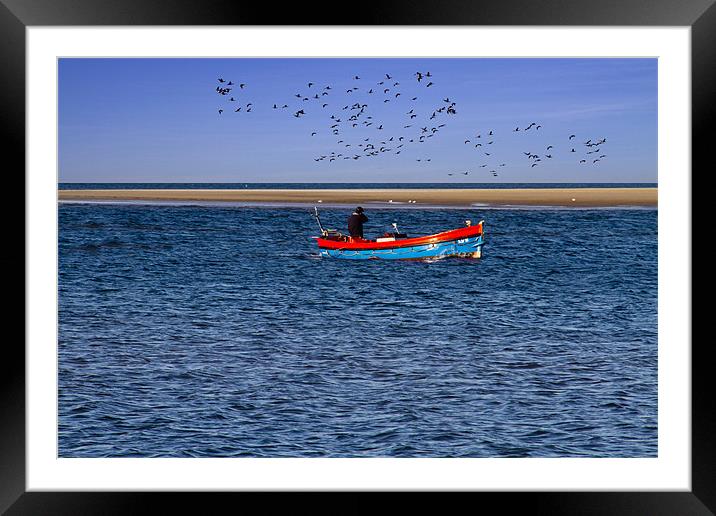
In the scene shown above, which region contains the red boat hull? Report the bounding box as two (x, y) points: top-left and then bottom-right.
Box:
(315, 222), (483, 251)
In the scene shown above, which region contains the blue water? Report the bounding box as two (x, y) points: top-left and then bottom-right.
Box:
(58, 202), (658, 457)
(59, 182), (657, 190)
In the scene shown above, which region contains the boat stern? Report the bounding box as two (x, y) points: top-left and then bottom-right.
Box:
(473, 219), (485, 258)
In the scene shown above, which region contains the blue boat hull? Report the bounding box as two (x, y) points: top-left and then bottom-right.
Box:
(319, 234), (484, 260)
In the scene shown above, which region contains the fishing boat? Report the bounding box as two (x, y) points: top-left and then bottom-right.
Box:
(311, 207), (485, 260)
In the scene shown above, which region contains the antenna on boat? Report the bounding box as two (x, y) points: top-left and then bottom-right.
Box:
(391, 222), (400, 234)
(313, 206), (326, 235)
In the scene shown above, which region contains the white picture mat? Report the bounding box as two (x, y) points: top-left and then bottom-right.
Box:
(27, 26), (690, 490)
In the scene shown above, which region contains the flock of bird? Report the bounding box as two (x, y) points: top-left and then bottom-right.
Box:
(214, 72), (609, 178)
(455, 129), (609, 177)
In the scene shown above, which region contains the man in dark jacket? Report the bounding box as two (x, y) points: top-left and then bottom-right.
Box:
(348, 206), (368, 238)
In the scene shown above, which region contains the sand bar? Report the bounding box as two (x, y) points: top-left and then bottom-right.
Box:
(58, 188), (657, 207)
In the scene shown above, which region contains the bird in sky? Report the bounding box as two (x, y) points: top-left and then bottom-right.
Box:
(213, 69), (606, 172)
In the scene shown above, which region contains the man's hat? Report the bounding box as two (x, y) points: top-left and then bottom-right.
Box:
(355, 206), (364, 213)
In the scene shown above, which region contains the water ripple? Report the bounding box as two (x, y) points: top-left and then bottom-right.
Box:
(58, 204), (657, 457)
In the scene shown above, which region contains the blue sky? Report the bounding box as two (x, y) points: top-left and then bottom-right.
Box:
(59, 58), (657, 183)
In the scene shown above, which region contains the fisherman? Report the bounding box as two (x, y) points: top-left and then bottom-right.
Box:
(348, 206), (368, 238)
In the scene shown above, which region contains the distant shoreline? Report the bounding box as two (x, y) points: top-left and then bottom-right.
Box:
(58, 187), (657, 207)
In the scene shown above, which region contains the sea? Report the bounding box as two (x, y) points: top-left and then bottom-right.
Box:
(58, 183), (658, 458)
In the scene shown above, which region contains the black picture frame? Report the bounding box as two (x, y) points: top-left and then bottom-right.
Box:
(3, 0), (709, 513)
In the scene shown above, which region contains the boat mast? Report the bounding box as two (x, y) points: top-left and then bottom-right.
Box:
(313, 207), (326, 235)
